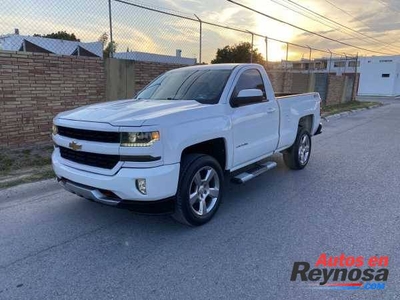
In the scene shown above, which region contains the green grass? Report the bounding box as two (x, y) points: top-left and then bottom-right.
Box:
(0, 146), (54, 189)
(321, 101), (382, 117)
(0, 168), (55, 189)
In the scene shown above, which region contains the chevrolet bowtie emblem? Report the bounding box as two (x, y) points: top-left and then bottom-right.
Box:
(69, 141), (82, 151)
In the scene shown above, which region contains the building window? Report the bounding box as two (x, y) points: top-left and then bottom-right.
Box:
(348, 61), (360, 67)
(334, 61), (345, 68)
(382, 74), (390, 78)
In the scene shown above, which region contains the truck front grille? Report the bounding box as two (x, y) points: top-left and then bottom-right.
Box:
(58, 126), (120, 143)
(60, 147), (119, 169)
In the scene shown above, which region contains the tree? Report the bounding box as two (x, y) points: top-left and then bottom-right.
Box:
(211, 42), (265, 64)
(98, 32), (108, 46)
(103, 41), (117, 58)
(98, 32), (117, 58)
(34, 31), (80, 41)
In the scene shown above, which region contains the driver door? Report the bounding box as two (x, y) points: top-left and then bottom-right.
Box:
(230, 68), (279, 168)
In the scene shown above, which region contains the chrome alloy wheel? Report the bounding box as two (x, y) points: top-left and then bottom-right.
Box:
(189, 166), (220, 216)
(298, 134), (310, 165)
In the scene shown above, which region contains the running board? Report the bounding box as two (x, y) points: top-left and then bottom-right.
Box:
(231, 161), (277, 184)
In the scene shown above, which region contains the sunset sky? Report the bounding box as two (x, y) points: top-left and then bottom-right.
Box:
(2, 0), (400, 62)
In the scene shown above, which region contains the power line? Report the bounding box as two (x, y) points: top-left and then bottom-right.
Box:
(227, 0), (395, 56)
(376, 0), (400, 12)
(277, 0), (400, 53)
(325, 0), (397, 49)
(323, 0), (354, 19)
(113, 0), (351, 58)
(269, 0), (379, 50)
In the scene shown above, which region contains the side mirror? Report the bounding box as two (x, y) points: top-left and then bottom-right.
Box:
(231, 89), (264, 107)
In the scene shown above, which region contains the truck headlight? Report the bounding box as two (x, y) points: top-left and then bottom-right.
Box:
(52, 124), (58, 135)
(121, 131), (160, 147)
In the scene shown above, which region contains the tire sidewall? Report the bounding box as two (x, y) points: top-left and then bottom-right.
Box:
(294, 129), (311, 169)
(177, 155), (224, 226)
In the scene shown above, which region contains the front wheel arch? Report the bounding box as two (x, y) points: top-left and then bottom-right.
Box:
(172, 153), (224, 226)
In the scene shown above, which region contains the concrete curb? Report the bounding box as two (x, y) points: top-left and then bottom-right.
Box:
(323, 104), (382, 121)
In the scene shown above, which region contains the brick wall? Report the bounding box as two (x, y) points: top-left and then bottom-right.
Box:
(267, 71), (311, 94)
(1, 52), (359, 150)
(0, 51), (105, 149)
(326, 74), (345, 105)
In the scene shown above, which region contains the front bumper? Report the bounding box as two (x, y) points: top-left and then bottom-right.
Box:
(52, 150), (180, 202)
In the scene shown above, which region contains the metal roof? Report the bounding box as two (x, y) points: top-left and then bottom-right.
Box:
(0, 34), (103, 57)
(114, 51), (196, 65)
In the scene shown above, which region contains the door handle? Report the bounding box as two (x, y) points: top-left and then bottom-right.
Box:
(267, 108), (276, 113)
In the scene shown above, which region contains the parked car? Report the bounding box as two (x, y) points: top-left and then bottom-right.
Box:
(52, 63), (322, 226)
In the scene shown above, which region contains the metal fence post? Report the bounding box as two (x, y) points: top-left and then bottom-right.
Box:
(352, 53), (359, 101)
(246, 31), (254, 63)
(108, 0), (114, 58)
(194, 14), (202, 64)
(307, 46), (312, 91)
(265, 37), (268, 68)
(327, 49), (332, 74)
(286, 42), (289, 67)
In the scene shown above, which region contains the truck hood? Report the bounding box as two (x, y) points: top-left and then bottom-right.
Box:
(57, 99), (210, 127)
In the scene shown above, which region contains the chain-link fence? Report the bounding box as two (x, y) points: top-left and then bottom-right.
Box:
(0, 0), (359, 98)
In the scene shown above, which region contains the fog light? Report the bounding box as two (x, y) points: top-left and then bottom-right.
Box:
(136, 178), (147, 195)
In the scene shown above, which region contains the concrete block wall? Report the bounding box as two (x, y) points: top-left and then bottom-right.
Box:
(291, 73), (310, 94)
(105, 58), (191, 101)
(0, 51), (105, 149)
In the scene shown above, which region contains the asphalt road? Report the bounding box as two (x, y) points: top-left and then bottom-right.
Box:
(1, 101), (400, 300)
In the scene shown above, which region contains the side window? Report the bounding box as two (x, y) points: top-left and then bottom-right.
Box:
(232, 69), (266, 101)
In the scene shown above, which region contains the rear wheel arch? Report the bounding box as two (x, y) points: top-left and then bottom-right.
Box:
(298, 115), (314, 133)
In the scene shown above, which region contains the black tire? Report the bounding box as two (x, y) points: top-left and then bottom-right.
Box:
(172, 154), (224, 226)
(283, 128), (312, 170)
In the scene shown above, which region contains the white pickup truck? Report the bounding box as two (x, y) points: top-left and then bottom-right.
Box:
(52, 63), (322, 226)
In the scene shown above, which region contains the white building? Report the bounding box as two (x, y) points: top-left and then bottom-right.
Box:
(358, 56), (400, 97)
(282, 55), (400, 97)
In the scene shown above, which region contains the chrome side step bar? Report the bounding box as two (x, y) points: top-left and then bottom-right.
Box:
(232, 161), (277, 184)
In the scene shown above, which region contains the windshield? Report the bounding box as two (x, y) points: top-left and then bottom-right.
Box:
(135, 69), (232, 104)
